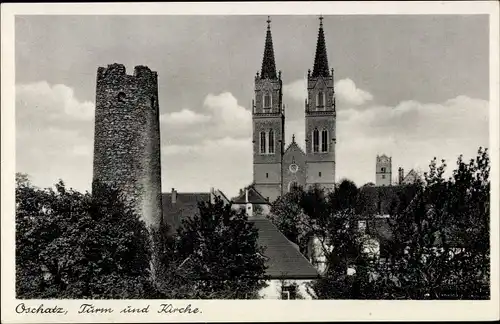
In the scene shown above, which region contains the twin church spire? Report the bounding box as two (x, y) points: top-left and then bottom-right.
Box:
(260, 17), (278, 80)
(260, 15), (330, 79)
(312, 15), (330, 78)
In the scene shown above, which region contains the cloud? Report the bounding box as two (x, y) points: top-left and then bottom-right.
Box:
(160, 109), (211, 126)
(161, 92), (252, 145)
(16, 81), (95, 192)
(16, 81), (95, 121)
(284, 94), (489, 186)
(335, 78), (373, 106)
(161, 137), (252, 197)
(283, 78), (307, 102)
(283, 77), (373, 108)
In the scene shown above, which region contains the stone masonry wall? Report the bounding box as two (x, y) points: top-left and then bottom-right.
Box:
(92, 63), (162, 229)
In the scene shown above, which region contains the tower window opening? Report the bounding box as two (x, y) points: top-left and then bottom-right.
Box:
(381, 167), (386, 172)
(319, 172), (322, 177)
(117, 92), (126, 102)
(268, 129), (275, 154)
(382, 175), (386, 179)
(316, 91), (325, 109)
(264, 92), (272, 109)
(321, 129), (328, 152)
(266, 173), (269, 178)
(313, 129), (319, 153)
(260, 131), (267, 154)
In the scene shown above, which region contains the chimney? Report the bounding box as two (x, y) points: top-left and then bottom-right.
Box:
(171, 188), (177, 204)
(398, 167), (404, 185)
(210, 187), (215, 204)
(245, 189), (249, 203)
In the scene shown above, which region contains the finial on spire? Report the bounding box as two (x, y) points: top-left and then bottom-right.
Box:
(311, 14), (330, 78)
(260, 15), (277, 79)
(292, 134), (296, 143)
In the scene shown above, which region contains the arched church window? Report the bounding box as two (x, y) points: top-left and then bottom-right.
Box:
(264, 92), (272, 109)
(260, 131), (267, 154)
(321, 129), (328, 152)
(313, 129), (320, 153)
(268, 129), (275, 154)
(316, 91), (325, 109)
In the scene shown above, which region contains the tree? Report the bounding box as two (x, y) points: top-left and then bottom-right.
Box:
(16, 178), (156, 299)
(373, 147), (490, 299)
(153, 197), (268, 299)
(268, 181), (375, 299)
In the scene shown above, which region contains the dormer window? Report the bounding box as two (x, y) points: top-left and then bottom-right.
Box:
(316, 91), (325, 110)
(264, 92), (272, 110)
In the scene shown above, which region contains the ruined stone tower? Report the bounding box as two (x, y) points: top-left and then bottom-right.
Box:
(92, 63), (162, 229)
(305, 16), (336, 191)
(252, 17), (285, 203)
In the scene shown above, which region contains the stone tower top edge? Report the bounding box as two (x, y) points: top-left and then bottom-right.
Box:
(97, 63), (158, 83)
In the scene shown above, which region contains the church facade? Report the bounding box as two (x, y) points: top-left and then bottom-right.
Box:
(252, 17), (337, 203)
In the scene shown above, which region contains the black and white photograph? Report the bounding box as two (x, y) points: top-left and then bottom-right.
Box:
(1, 1), (499, 322)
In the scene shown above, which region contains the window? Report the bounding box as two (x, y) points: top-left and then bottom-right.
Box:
(281, 291), (290, 300)
(319, 172), (322, 177)
(117, 92), (126, 102)
(313, 129), (319, 152)
(321, 129), (328, 152)
(264, 92), (272, 109)
(281, 285), (297, 300)
(317, 91), (325, 109)
(381, 167), (386, 172)
(260, 131), (266, 154)
(382, 175), (386, 179)
(266, 173), (269, 178)
(268, 129), (275, 154)
(358, 220), (367, 233)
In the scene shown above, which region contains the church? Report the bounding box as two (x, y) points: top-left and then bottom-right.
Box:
(91, 16), (421, 299)
(251, 16), (336, 203)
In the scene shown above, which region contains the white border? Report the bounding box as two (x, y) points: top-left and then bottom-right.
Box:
(2, 2), (499, 323)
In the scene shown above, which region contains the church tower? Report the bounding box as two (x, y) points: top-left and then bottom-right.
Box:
(252, 17), (285, 203)
(305, 16), (336, 191)
(376, 154), (392, 186)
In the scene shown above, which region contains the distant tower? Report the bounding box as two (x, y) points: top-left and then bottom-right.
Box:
(305, 16), (336, 191)
(252, 17), (285, 202)
(92, 63), (162, 229)
(376, 154), (392, 186)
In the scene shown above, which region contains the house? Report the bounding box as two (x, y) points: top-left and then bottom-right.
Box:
(163, 187), (320, 299)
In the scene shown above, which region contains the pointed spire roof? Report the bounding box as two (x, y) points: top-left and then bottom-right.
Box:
(311, 15), (330, 78)
(260, 16), (278, 80)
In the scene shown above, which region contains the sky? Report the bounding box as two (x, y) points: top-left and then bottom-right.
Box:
(15, 14), (490, 198)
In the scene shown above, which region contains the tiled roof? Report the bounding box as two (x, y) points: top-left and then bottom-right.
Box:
(232, 186), (269, 205)
(162, 192), (318, 279)
(252, 218), (319, 279)
(162, 192), (210, 233)
(357, 184), (419, 217)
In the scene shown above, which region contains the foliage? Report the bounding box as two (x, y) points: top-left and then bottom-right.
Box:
(372, 147), (490, 299)
(16, 176), (155, 299)
(268, 148), (490, 300)
(153, 197), (268, 299)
